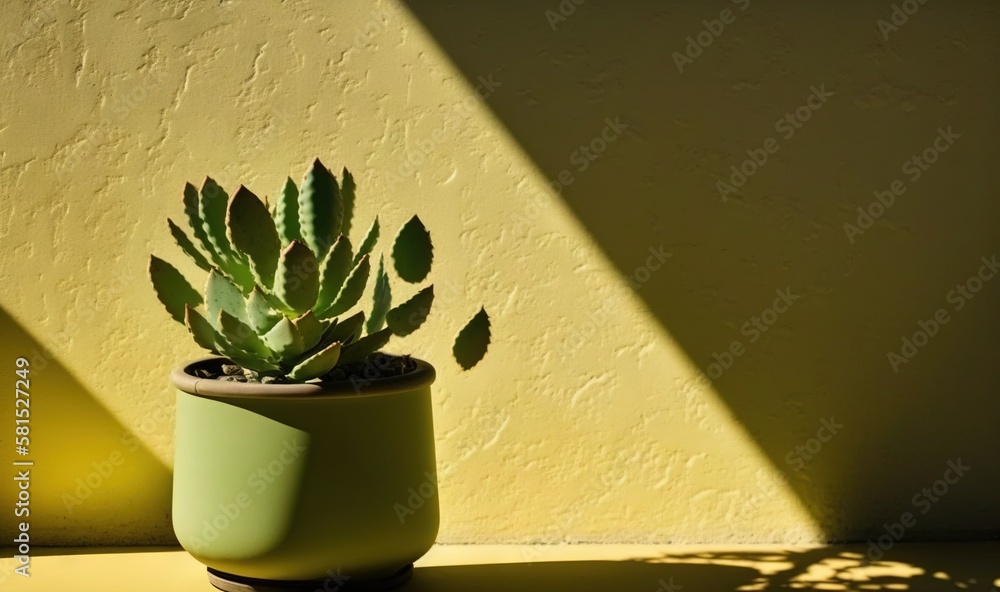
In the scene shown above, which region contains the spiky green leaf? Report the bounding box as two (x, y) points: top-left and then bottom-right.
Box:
(392, 215), (433, 283)
(326, 311), (365, 345)
(292, 311), (325, 352)
(227, 185), (281, 289)
(315, 234), (353, 313)
(149, 255), (202, 324)
(354, 217), (379, 265)
(386, 285), (434, 337)
(341, 168), (356, 238)
(288, 341), (342, 382)
(338, 328), (392, 365)
(205, 269), (248, 330)
(183, 182), (219, 261)
(247, 287), (282, 334)
(453, 308), (491, 370)
(168, 219), (212, 272)
(201, 178), (255, 293)
(298, 159), (342, 260)
(199, 177), (234, 260)
(262, 316), (304, 361)
(216, 340), (281, 374)
(218, 310), (273, 359)
(275, 177), (301, 245)
(274, 240), (320, 315)
(184, 305), (220, 354)
(320, 254), (370, 318)
(367, 256), (391, 334)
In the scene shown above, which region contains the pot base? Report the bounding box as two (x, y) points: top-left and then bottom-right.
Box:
(207, 565), (413, 592)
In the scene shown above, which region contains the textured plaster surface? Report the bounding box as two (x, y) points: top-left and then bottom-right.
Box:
(0, 0), (996, 545)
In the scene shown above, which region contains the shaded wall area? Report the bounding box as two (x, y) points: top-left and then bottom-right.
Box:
(0, 309), (174, 545)
(401, 0), (1000, 540)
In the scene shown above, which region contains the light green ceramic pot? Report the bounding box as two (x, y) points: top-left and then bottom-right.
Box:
(170, 356), (439, 585)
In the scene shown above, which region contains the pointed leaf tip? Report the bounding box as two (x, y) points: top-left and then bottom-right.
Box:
(453, 308), (490, 370)
(149, 255), (202, 324)
(227, 185), (281, 289)
(392, 215), (433, 283)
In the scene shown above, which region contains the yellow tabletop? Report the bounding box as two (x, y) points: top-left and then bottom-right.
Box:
(2, 543), (997, 591)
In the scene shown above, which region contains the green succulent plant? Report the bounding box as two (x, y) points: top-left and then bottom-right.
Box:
(149, 158), (490, 382)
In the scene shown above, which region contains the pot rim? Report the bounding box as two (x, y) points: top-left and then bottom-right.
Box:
(171, 356), (436, 399)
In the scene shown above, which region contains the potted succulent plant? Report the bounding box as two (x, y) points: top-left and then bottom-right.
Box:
(149, 159), (491, 591)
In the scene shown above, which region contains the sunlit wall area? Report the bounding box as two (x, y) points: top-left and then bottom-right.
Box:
(0, 0), (996, 545)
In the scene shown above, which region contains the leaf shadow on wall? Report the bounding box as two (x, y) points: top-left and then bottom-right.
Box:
(398, 0), (1000, 540)
(0, 307), (175, 545)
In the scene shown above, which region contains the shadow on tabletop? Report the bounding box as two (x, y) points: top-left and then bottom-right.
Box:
(406, 543), (998, 591)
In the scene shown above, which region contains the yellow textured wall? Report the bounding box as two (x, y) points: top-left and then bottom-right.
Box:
(1, 0), (998, 546)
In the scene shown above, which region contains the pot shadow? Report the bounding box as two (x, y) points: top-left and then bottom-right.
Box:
(397, 1), (1000, 540)
(0, 307), (175, 545)
(405, 543), (999, 591)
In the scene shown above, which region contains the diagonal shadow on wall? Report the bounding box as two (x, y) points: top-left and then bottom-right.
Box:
(399, 1), (1000, 540)
(0, 307), (175, 545)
